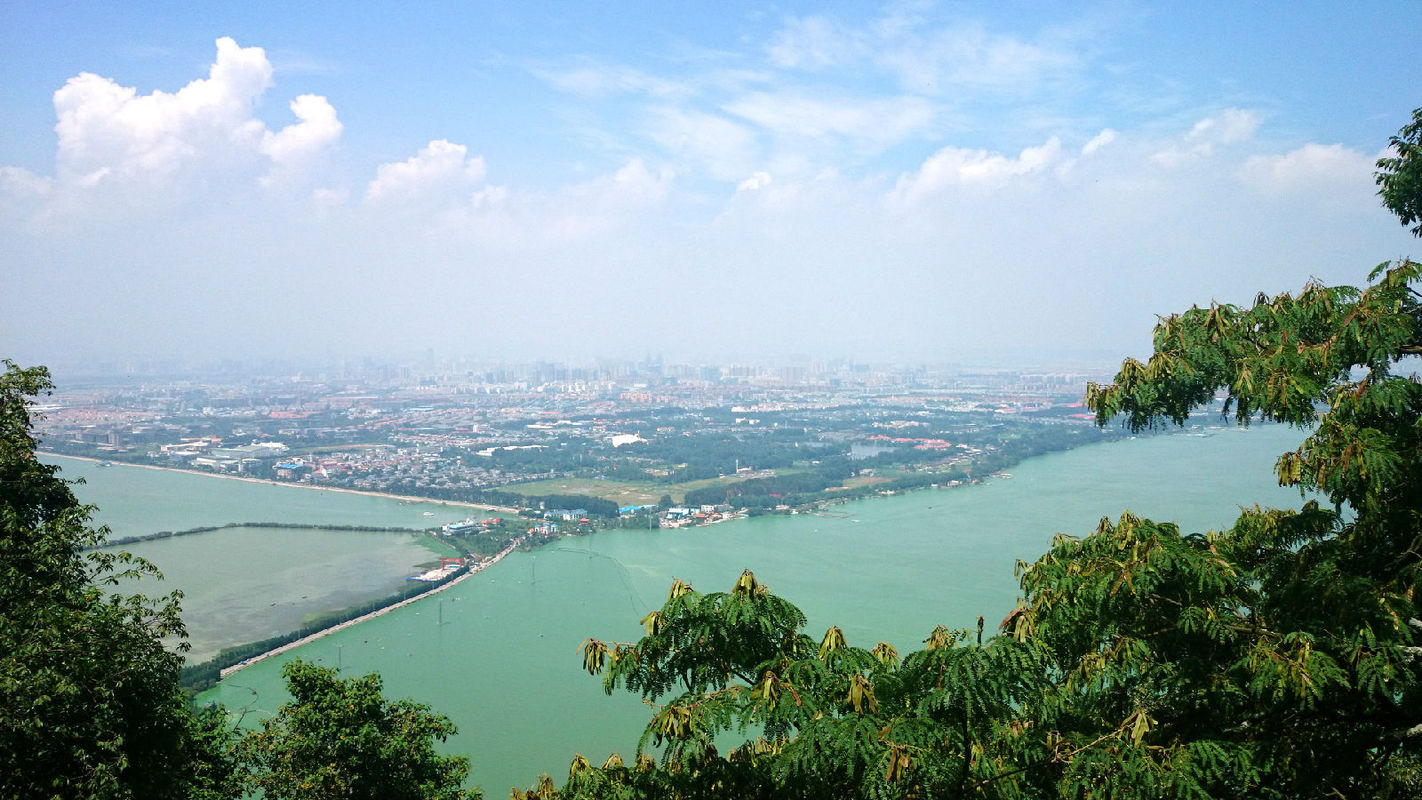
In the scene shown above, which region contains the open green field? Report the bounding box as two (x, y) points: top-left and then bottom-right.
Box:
(503, 466), (819, 505)
(285, 443), (392, 456)
(838, 475), (892, 489)
(501, 475), (740, 505)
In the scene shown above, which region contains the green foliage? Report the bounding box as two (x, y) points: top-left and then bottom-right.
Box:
(240, 660), (478, 800)
(1083, 258), (1422, 584)
(1377, 107), (1422, 237)
(554, 570), (1048, 799)
(536, 111), (1422, 799)
(3, 363), (476, 799)
(0, 361), (243, 799)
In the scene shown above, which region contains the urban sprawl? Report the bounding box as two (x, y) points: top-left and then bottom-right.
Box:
(38, 358), (1126, 538)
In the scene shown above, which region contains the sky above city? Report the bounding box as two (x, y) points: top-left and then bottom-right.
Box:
(2, 1), (1420, 371)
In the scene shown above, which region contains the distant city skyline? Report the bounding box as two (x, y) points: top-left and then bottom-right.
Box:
(38, 350), (1119, 386)
(3, 2), (1419, 369)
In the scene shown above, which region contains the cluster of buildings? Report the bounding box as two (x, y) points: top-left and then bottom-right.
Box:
(35, 359), (1110, 513)
(662, 504), (735, 526)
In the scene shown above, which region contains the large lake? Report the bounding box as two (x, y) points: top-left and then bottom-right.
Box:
(57, 424), (1313, 793)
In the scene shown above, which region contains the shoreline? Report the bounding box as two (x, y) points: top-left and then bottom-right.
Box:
(68, 432), (1143, 684)
(40, 451), (517, 514)
(217, 536), (526, 678)
(41, 427), (1129, 523)
(201, 438), (1105, 678)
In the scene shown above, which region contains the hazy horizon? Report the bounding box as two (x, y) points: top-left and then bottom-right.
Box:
(4, 2), (1419, 370)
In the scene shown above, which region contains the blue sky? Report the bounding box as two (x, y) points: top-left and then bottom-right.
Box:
(2, 1), (1419, 369)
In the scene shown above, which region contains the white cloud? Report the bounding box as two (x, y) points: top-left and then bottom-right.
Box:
(355, 153), (673, 247)
(723, 91), (933, 149)
(1189, 108), (1259, 144)
(608, 158), (671, 201)
(737, 171), (773, 192)
(526, 10), (1083, 187)
(878, 22), (1076, 93)
(261, 94), (343, 178)
(766, 12), (1076, 95)
(1153, 108), (1260, 167)
(1238, 143), (1377, 194)
(0, 166), (53, 197)
(1082, 128), (1116, 155)
(364, 139), (487, 204)
(311, 186), (350, 216)
(53, 37), (273, 184)
(891, 136), (1063, 205)
(537, 64), (684, 98)
(14, 36), (342, 208)
(7, 27), (1416, 368)
(766, 16), (862, 69)
(518, 159), (674, 240)
(643, 107), (758, 181)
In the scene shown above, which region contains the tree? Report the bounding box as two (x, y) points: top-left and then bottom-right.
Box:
(539, 111), (1422, 799)
(240, 660), (478, 800)
(0, 361), (242, 800)
(1378, 107), (1422, 236)
(551, 571), (1041, 800)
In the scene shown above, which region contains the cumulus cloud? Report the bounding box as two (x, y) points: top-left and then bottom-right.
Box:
(1152, 108), (1260, 167)
(17, 36), (341, 207)
(356, 147), (672, 247)
(891, 137), (1064, 205)
(737, 171), (773, 192)
(311, 186), (350, 215)
(364, 139), (487, 204)
(1238, 143), (1377, 194)
(606, 158), (671, 201)
(1189, 108), (1260, 144)
(522, 159), (673, 240)
(261, 94), (343, 179)
(54, 37), (271, 184)
(0, 166), (53, 197)
(1081, 128), (1116, 156)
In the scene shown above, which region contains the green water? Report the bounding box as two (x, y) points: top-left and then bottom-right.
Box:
(47, 456), (467, 535)
(49, 456), (467, 661)
(104, 527), (444, 661)
(190, 424), (1314, 794)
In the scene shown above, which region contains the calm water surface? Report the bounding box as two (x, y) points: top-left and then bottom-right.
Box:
(48, 455), (469, 535)
(105, 527), (445, 661)
(179, 424), (1313, 793)
(49, 456), (466, 660)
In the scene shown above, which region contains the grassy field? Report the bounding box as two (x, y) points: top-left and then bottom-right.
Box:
(502, 465), (825, 505)
(501, 475), (741, 505)
(285, 443), (392, 456)
(838, 475), (892, 489)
